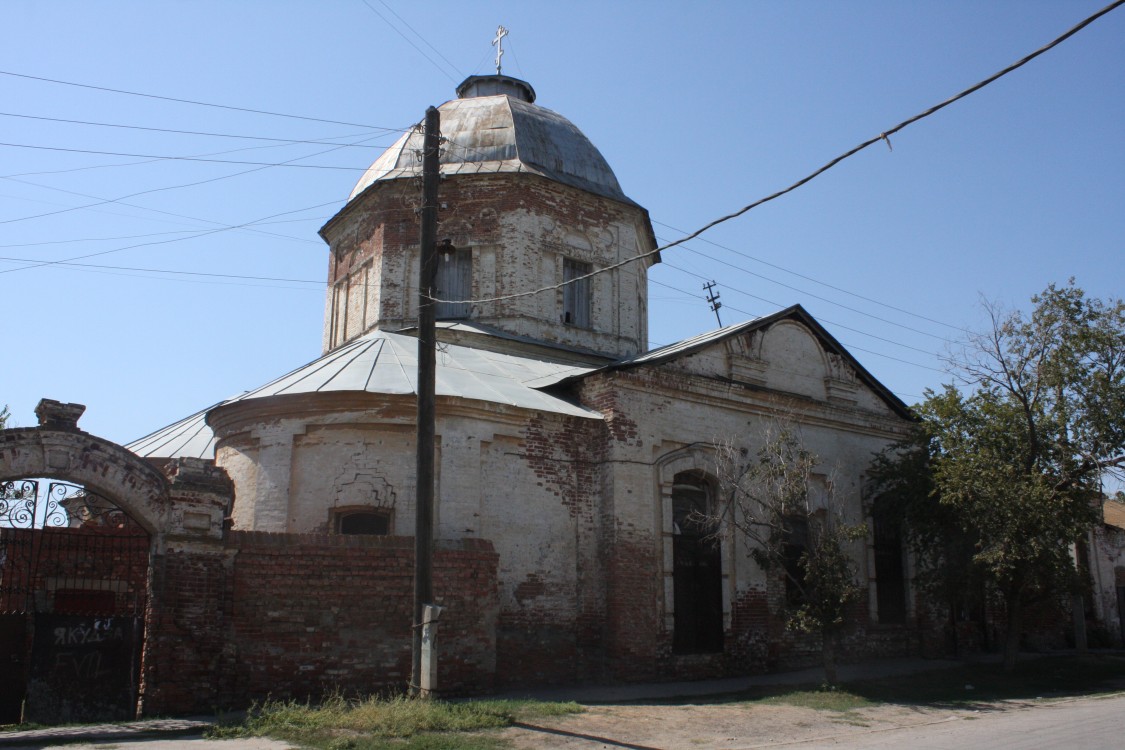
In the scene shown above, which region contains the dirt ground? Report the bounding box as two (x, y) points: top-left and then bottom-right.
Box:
(496, 699), (1006, 749)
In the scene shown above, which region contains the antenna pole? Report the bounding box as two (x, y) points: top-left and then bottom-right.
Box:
(704, 280), (723, 327)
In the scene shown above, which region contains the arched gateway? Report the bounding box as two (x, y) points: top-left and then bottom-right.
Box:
(0, 400), (230, 723)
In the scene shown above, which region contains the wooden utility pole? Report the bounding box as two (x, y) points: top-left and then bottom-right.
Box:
(412, 105), (440, 696)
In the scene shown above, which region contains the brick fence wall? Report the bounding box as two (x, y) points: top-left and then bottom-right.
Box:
(142, 533), (498, 715)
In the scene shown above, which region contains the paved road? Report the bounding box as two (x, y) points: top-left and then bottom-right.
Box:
(789, 693), (1125, 750)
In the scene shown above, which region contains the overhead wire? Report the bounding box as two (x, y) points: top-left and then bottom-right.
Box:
(357, 0), (460, 84)
(0, 215), (332, 250)
(667, 237), (953, 342)
(648, 278), (944, 378)
(0, 255), (323, 286)
(0, 69), (389, 129)
(0, 131), (391, 226)
(13, 262), (322, 292)
(0, 127), (400, 181)
(660, 259), (943, 359)
(0, 140), (372, 170)
(651, 218), (969, 334)
(434, 0), (1125, 308)
(371, 0), (464, 81)
(0, 110), (405, 145)
(0, 199), (344, 275)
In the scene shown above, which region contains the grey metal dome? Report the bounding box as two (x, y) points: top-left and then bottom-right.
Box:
(349, 75), (636, 205)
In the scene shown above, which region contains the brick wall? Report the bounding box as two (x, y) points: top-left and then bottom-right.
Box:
(140, 533), (498, 715)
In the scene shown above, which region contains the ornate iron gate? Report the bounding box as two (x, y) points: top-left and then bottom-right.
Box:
(0, 479), (149, 724)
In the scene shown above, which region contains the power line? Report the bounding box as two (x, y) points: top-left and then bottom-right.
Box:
(367, 0), (464, 82)
(0, 127), (391, 181)
(661, 260), (943, 359)
(1, 177), (326, 245)
(0, 140), (370, 170)
(0, 216), (330, 250)
(668, 237), (953, 342)
(1, 132), (388, 226)
(649, 278), (944, 374)
(651, 219), (969, 334)
(0, 255), (323, 285)
(0, 69), (387, 129)
(0, 185), (324, 246)
(0, 199), (342, 275)
(0, 110), (406, 144)
(437, 0), (1125, 308)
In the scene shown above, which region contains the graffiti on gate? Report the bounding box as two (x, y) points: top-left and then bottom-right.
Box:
(26, 614), (142, 724)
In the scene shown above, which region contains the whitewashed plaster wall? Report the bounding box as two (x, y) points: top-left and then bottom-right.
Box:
(212, 397), (598, 629)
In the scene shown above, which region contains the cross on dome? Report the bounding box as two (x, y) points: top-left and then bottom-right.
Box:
(492, 25), (509, 74)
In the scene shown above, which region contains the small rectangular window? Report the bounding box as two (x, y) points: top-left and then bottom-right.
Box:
(563, 258), (591, 328)
(435, 248), (472, 319)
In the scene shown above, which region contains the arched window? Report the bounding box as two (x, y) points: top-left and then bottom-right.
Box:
(671, 472), (723, 654)
(334, 509), (391, 536)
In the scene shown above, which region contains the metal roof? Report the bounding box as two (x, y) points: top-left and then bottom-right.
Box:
(348, 94), (636, 206)
(127, 329), (600, 460)
(127, 308), (914, 462)
(125, 403), (221, 460)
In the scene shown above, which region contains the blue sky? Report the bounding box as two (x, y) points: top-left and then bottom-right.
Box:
(1, 1), (1122, 445)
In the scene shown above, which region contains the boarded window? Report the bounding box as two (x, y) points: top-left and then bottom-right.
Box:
(563, 258), (591, 328)
(435, 248), (472, 319)
(671, 473), (723, 654)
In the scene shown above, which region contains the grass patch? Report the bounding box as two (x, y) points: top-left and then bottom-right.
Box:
(210, 695), (583, 750)
(758, 687), (873, 712)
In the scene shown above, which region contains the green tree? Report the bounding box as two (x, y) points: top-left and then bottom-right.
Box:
(707, 424), (866, 684)
(870, 282), (1125, 671)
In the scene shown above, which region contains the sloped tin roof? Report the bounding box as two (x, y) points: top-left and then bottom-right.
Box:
(127, 329), (599, 459)
(128, 307), (912, 461)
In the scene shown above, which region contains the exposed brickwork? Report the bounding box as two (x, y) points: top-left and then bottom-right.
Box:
(319, 173), (654, 359)
(495, 412), (609, 687)
(140, 533), (498, 715)
(141, 543), (229, 715)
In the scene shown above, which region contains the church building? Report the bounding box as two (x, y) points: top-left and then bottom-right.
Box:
(3, 70), (934, 726)
(126, 71), (917, 685)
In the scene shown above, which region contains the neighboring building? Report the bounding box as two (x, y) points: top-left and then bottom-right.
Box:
(1089, 498), (1125, 645)
(126, 72), (917, 686)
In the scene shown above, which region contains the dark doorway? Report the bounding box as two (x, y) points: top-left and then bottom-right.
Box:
(671, 473), (723, 654)
(0, 480), (148, 724)
(872, 500), (907, 624)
